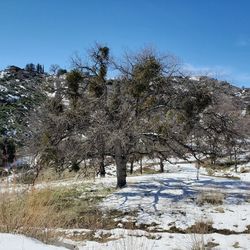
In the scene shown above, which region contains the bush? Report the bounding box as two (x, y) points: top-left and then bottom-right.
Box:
(196, 191), (224, 206)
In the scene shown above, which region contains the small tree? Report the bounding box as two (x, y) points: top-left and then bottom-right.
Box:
(36, 64), (44, 74)
(0, 138), (16, 168)
(49, 64), (60, 75)
(57, 68), (67, 77)
(25, 63), (35, 72)
(66, 70), (83, 109)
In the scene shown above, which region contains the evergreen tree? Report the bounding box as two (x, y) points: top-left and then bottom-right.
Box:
(36, 63), (44, 74)
(25, 63), (35, 72)
(66, 70), (83, 109)
(0, 138), (16, 168)
(89, 46), (109, 98)
(57, 68), (67, 77)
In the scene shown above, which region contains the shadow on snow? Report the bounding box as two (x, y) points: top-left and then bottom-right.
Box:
(114, 176), (250, 211)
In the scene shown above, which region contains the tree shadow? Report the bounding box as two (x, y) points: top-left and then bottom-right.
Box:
(114, 176), (250, 211)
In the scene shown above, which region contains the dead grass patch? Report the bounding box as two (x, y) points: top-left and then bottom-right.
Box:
(214, 207), (225, 213)
(206, 168), (215, 176)
(0, 184), (115, 243)
(205, 241), (220, 249)
(133, 166), (159, 175)
(245, 225), (250, 233)
(239, 167), (250, 173)
(189, 219), (215, 250)
(64, 230), (116, 243)
(188, 219), (213, 234)
(197, 191), (225, 206)
(190, 234), (205, 250)
(0, 188), (64, 243)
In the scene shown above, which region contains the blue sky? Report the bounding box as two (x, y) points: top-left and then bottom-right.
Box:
(0, 0), (250, 87)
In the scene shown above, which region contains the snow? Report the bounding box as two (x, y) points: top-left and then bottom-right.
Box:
(19, 85), (26, 90)
(7, 94), (20, 101)
(47, 92), (56, 98)
(101, 162), (250, 233)
(0, 234), (67, 250)
(0, 71), (7, 79)
(189, 76), (200, 81)
(0, 157), (250, 249)
(241, 109), (247, 116)
(1, 231), (250, 250)
(0, 84), (8, 92)
(78, 231), (250, 250)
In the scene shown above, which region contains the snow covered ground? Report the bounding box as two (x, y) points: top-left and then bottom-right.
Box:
(2, 230), (249, 250)
(71, 230), (250, 250)
(0, 234), (67, 250)
(101, 163), (250, 233)
(0, 158), (249, 249)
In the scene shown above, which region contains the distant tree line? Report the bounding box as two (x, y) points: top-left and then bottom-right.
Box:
(49, 64), (67, 77)
(25, 63), (45, 74)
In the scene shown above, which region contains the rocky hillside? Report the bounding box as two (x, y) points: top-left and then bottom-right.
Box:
(187, 76), (250, 109)
(0, 65), (249, 142)
(0, 66), (46, 140)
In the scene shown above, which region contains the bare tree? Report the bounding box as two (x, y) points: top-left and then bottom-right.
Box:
(27, 46), (214, 188)
(49, 64), (60, 75)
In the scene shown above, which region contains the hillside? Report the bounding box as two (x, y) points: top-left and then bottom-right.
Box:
(0, 66), (46, 139)
(0, 65), (249, 142)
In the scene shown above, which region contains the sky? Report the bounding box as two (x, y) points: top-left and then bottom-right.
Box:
(0, 0), (250, 87)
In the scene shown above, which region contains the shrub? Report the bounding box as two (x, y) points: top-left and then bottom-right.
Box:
(196, 191), (224, 206)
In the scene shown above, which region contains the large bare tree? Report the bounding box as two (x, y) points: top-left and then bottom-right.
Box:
(28, 46), (214, 188)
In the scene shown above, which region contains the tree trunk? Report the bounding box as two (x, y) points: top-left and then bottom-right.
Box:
(114, 139), (127, 188)
(196, 167), (200, 180)
(98, 134), (106, 177)
(195, 161), (200, 180)
(234, 149), (238, 173)
(99, 156), (106, 177)
(140, 158), (143, 175)
(210, 153), (216, 166)
(159, 158), (164, 173)
(130, 160), (134, 175)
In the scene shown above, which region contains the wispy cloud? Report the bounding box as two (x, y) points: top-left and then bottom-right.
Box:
(183, 63), (250, 87)
(183, 63), (231, 79)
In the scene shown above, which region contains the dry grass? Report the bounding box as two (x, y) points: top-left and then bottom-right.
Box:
(206, 168), (215, 176)
(188, 219), (213, 234)
(214, 207), (225, 213)
(14, 163), (99, 185)
(239, 167), (250, 173)
(189, 219), (214, 250)
(63, 230), (115, 243)
(196, 191), (225, 206)
(133, 166), (159, 175)
(0, 188), (65, 243)
(0, 184), (115, 243)
(113, 233), (155, 250)
(190, 234), (205, 250)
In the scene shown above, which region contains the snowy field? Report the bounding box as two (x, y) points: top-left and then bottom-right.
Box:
(0, 158), (249, 249)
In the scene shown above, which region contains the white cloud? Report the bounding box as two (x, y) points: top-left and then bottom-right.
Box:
(183, 63), (250, 87)
(183, 63), (231, 79)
